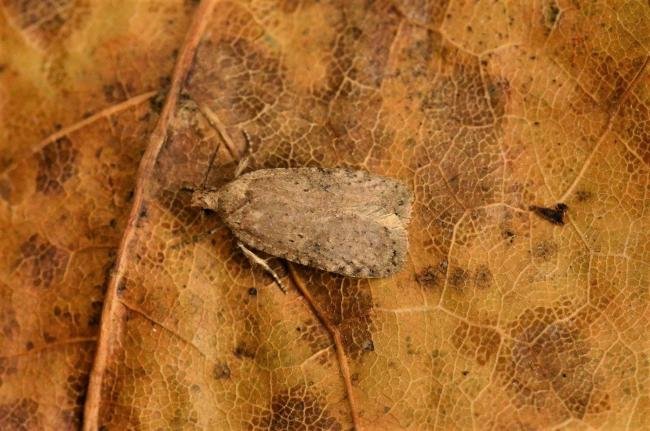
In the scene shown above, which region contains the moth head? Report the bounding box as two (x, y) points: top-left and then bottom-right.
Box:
(191, 189), (220, 211)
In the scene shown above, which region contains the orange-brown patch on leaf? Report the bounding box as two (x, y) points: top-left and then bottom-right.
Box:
(296, 318), (331, 357)
(18, 234), (69, 288)
(35, 137), (78, 195)
(497, 307), (609, 420)
(452, 321), (501, 366)
(298, 269), (375, 359)
(0, 398), (42, 429)
(253, 385), (342, 431)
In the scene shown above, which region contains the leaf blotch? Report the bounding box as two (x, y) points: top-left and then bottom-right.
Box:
(18, 234), (69, 288)
(415, 266), (438, 287)
(0, 399), (41, 429)
(35, 137), (78, 195)
(452, 322), (501, 366)
(313, 273), (374, 359)
(449, 267), (469, 292)
(254, 385), (342, 431)
(532, 240), (559, 261)
(212, 363), (231, 380)
(233, 342), (256, 360)
(474, 265), (493, 289)
(530, 203), (568, 225)
(496, 307), (609, 419)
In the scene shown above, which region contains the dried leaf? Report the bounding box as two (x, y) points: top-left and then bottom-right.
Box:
(1, 1), (649, 430)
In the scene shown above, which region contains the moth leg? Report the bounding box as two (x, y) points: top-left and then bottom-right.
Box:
(234, 130), (254, 178)
(237, 242), (288, 294)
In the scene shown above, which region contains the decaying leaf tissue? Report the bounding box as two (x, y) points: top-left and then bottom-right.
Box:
(192, 167), (412, 290)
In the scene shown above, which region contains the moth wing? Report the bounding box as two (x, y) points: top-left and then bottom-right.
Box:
(218, 168), (411, 277)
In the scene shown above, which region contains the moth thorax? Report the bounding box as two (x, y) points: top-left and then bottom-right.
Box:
(191, 189), (220, 211)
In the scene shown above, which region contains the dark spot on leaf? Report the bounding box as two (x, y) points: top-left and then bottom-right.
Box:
(0, 179), (11, 201)
(248, 287), (257, 296)
(149, 89), (166, 113)
(159, 75), (172, 88)
(546, 1), (560, 27)
(102, 84), (126, 102)
(530, 203), (568, 225)
(575, 190), (592, 202)
(415, 266), (438, 287)
(254, 385), (342, 431)
(474, 265), (493, 289)
(452, 322), (501, 366)
(88, 301), (103, 327)
(294, 268), (374, 358)
(496, 307), (606, 419)
(18, 234), (69, 288)
(501, 228), (516, 244)
(35, 137), (78, 195)
(0, 399), (41, 429)
(449, 267), (469, 291)
(234, 342), (256, 359)
(212, 363), (231, 380)
(532, 240), (558, 261)
(116, 279), (127, 295)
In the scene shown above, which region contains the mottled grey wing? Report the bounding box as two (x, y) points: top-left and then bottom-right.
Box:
(216, 168), (411, 278)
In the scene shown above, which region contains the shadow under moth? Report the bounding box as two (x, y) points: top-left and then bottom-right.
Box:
(192, 140), (412, 293)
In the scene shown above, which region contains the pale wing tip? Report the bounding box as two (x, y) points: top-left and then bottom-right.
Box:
(341, 232), (409, 279)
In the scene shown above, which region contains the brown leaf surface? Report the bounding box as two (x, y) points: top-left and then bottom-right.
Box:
(1, 1), (649, 430)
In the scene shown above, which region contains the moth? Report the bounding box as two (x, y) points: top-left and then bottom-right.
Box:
(192, 132), (412, 293)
